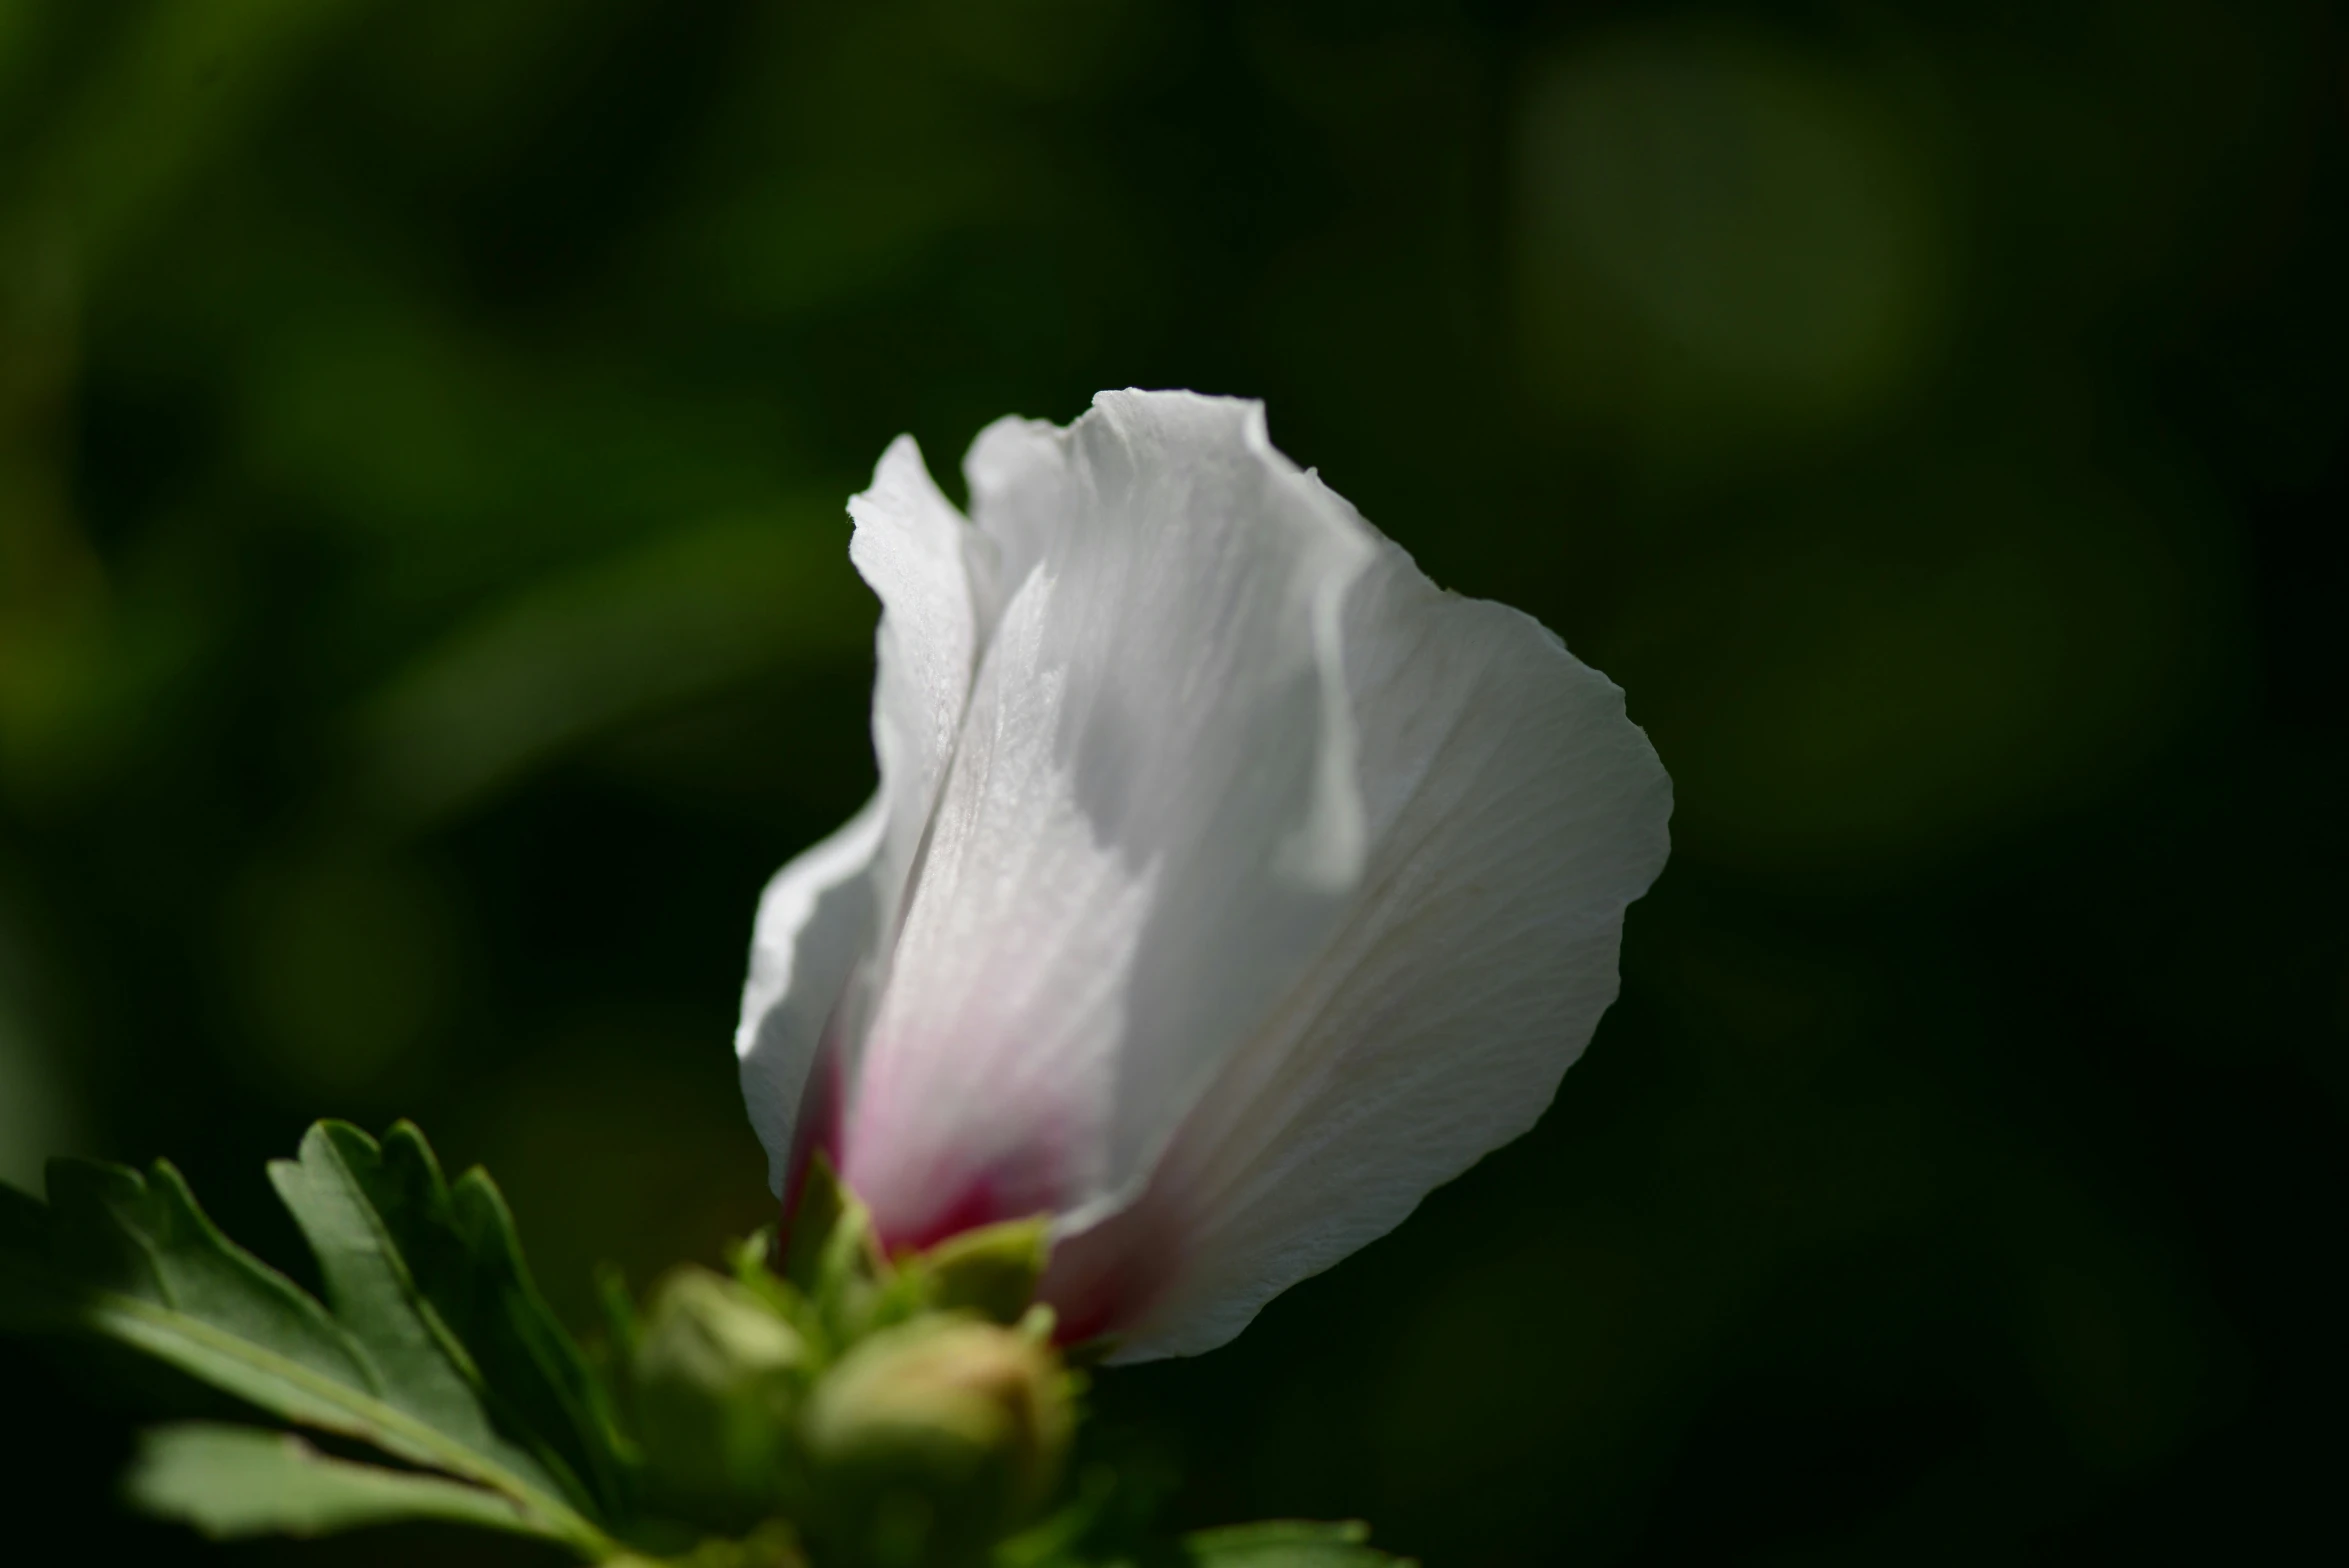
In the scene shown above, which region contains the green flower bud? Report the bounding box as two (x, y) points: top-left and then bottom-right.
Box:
(916, 1217), (1051, 1326)
(799, 1317), (1072, 1567)
(630, 1266), (810, 1529)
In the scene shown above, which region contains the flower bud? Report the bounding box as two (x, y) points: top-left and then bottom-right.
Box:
(630, 1266), (809, 1528)
(799, 1317), (1072, 1566)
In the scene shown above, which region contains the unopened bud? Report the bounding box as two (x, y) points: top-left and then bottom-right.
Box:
(799, 1317), (1072, 1566)
(630, 1266), (808, 1528)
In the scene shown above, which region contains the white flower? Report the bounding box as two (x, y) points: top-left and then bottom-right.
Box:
(737, 391), (1670, 1360)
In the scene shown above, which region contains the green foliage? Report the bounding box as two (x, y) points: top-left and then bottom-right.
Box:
(278, 1122), (636, 1513)
(0, 1122), (1401, 1567)
(0, 1128), (619, 1558)
(4, 1), (2322, 1559)
(1178, 1522), (1406, 1568)
(124, 1422), (551, 1541)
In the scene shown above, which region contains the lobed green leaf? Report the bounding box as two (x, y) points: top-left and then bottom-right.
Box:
(0, 1132), (617, 1558)
(316, 1120), (636, 1514)
(267, 1124), (558, 1492)
(29, 1157), (383, 1401)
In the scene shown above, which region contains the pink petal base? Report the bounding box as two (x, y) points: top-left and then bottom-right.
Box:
(777, 1147), (1189, 1349)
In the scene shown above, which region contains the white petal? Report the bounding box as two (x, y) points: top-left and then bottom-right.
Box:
(1062, 519), (1673, 1359)
(837, 392), (1379, 1247)
(849, 436), (991, 956)
(735, 437), (985, 1195)
(734, 798), (885, 1196)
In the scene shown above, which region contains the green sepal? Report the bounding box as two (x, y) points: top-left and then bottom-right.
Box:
(726, 1226), (779, 1285)
(772, 1157), (1056, 1350)
(912, 1218), (1052, 1327)
(778, 1155), (887, 1350)
(1014, 1303), (1060, 1348)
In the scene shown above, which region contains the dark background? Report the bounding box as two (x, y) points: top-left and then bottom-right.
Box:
(3, 1), (2344, 1561)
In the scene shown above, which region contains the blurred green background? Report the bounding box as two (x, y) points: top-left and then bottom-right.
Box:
(3, 0), (2344, 1561)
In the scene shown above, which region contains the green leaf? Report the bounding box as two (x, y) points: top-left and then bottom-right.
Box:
(1182, 1521), (1410, 1568)
(267, 1124), (571, 1494)
(313, 1120), (635, 1515)
(453, 1166), (640, 1490)
(11, 1157), (384, 1401)
(125, 1422), (547, 1541)
(0, 1141), (615, 1557)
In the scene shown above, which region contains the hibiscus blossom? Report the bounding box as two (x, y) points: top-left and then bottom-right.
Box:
(738, 391), (1670, 1359)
